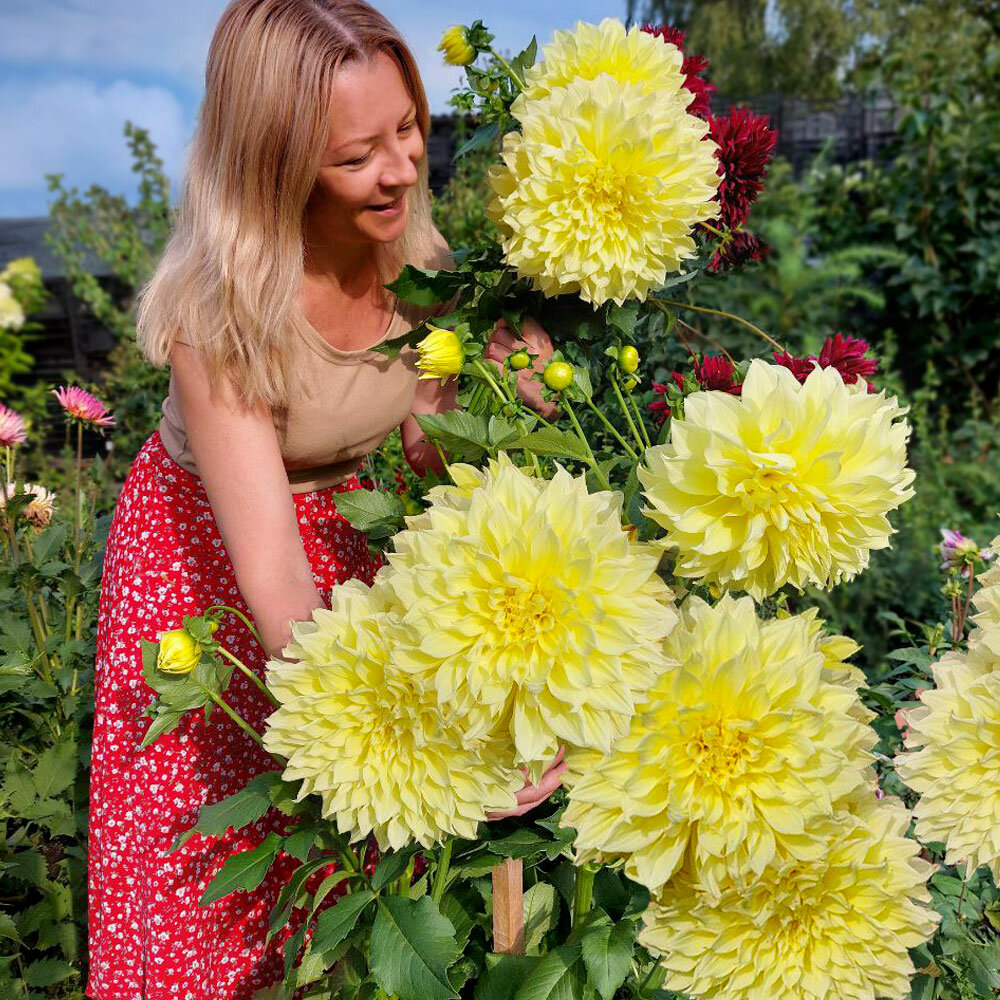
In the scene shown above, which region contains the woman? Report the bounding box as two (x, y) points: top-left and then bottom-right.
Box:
(87, 3), (563, 997)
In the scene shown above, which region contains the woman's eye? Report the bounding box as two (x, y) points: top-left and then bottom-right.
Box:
(341, 153), (370, 167)
(398, 120), (416, 133)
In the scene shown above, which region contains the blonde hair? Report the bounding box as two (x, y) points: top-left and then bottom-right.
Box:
(136, 0), (436, 409)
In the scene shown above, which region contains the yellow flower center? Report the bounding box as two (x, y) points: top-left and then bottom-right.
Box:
(735, 459), (801, 513)
(577, 162), (630, 226)
(495, 583), (557, 645)
(687, 718), (755, 781)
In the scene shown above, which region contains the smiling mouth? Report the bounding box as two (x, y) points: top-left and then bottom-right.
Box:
(368, 196), (403, 212)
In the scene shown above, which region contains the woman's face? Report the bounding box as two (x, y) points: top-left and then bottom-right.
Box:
(307, 50), (425, 247)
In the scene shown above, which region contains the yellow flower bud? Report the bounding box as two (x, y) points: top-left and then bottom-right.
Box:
(438, 25), (476, 66)
(157, 629), (203, 675)
(415, 325), (465, 384)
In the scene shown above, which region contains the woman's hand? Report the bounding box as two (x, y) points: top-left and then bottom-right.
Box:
(484, 316), (558, 420)
(486, 747), (567, 820)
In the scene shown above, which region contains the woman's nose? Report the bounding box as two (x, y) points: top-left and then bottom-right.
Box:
(381, 140), (419, 190)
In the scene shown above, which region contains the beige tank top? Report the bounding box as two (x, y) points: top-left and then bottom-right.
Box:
(159, 298), (438, 494)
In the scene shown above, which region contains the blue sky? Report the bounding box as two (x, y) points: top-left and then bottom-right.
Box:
(0, 0), (625, 218)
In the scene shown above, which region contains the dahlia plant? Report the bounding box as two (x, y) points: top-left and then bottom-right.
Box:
(136, 15), (999, 1000)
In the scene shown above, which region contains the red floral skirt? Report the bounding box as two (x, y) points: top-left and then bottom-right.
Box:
(87, 431), (382, 1000)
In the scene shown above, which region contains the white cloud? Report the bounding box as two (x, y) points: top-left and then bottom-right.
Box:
(0, 76), (189, 201)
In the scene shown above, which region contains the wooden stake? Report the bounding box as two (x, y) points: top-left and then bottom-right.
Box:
(491, 858), (525, 955)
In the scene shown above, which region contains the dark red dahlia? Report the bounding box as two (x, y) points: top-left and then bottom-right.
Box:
(817, 333), (879, 385)
(640, 23), (715, 119)
(773, 351), (816, 383)
(709, 106), (777, 229)
(696, 355), (742, 394)
(708, 230), (769, 273)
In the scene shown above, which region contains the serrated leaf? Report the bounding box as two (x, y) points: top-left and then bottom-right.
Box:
(32, 523), (68, 564)
(310, 889), (375, 956)
(455, 122), (500, 160)
(372, 845), (422, 891)
(370, 895), (460, 1000)
(415, 411), (492, 461)
(475, 955), (537, 1000)
(330, 490), (406, 540)
(386, 266), (467, 306)
(23, 958), (76, 987)
(513, 944), (585, 1000)
(580, 912), (635, 1000)
(523, 883), (558, 954)
(171, 771), (281, 852)
(31, 741), (77, 798)
(508, 427), (591, 464)
(0, 913), (20, 943)
(200, 833), (282, 905)
(7, 848), (47, 887)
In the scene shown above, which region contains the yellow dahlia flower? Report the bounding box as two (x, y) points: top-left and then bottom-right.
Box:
(971, 534), (1000, 654)
(895, 639), (1000, 879)
(563, 595), (876, 894)
(156, 629), (204, 675)
(641, 795), (937, 1000)
(438, 25), (476, 66)
(263, 580), (520, 850)
(383, 452), (677, 772)
(415, 325), (465, 384)
(639, 360), (916, 600)
(516, 18), (691, 116)
(487, 74), (719, 307)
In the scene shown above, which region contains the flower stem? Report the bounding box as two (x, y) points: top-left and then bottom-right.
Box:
(488, 46), (524, 89)
(572, 863), (598, 927)
(609, 376), (648, 455)
(651, 297), (785, 354)
(581, 396), (638, 461)
(634, 962), (666, 998)
(74, 422), (83, 571)
(196, 683), (266, 748)
(217, 647), (279, 707)
(698, 221), (727, 240)
(431, 838), (453, 906)
(472, 359), (511, 407)
(625, 384), (653, 450)
(562, 399), (611, 490)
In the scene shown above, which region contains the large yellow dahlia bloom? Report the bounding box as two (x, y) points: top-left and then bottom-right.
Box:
(640, 795), (937, 1000)
(971, 534), (1000, 654)
(895, 639), (1000, 879)
(383, 453), (677, 771)
(639, 360), (915, 599)
(563, 596), (876, 894)
(487, 29), (719, 306)
(516, 18), (692, 115)
(262, 580), (520, 850)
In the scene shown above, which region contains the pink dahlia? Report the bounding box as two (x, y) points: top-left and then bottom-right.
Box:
(0, 403), (27, 448)
(709, 106), (777, 229)
(52, 386), (115, 429)
(640, 24), (715, 120)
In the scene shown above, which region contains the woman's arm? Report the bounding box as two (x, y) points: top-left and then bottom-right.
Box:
(170, 343), (324, 659)
(400, 371), (458, 476)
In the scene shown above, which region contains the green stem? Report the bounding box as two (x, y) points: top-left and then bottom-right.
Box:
(204, 604), (265, 650)
(74, 422), (82, 571)
(698, 221), (727, 240)
(582, 396), (638, 461)
(634, 963), (666, 998)
(563, 399), (611, 490)
(609, 377), (647, 455)
(624, 383), (653, 450)
(472, 359), (510, 407)
(572, 863), (597, 927)
(195, 683), (266, 748)
(217, 647), (280, 707)
(488, 46), (525, 89)
(651, 297), (785, 354)
(431, 838), (453, 906)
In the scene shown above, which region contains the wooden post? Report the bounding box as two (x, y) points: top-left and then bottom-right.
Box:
(491, 858), (525, 955)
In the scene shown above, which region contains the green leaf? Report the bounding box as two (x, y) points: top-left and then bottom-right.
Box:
(513, 944), (586, 1000)
(439, 884), (479, 953)
(370, 895), (460, 1000)
(475, 955), (537, 1000)
(372, 845), (422, 892)
(284, 825), (317, 862)
(507, 427), (591, 464)
(171, 771), (281, 852)
(455, 121), (501, 160)
(330, 490), (406, 541)
(487, 829), (554, 861)
(415, 411), (492, 461)
(31, 741), (77, 798)
(0, 914), (20, 944)
(200, 833), (283, 905)
(386, 266), (467, 306)
(23, 958), (76, 987)
(7, 848), (47, 887)
(310, 889), (375, 955)
(606, 303), (640, 340)
(579, 912), (635, 1000)
(523, 883), (559, 954)
(32, 523), (68, 564)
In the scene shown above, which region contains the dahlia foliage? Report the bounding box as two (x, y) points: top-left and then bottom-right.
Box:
(137, 16), (980, 1000)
